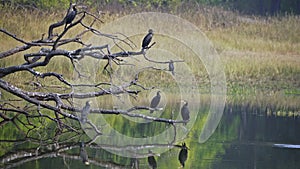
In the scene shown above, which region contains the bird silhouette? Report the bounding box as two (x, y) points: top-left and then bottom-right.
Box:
(81, 101), (91, 124)
(64, 4), (77, 29)
(148, 150), (157, 169)
(178, 143), (188, 168)
(150, 91), (161, 113)
(142, 29), (153, 50)
(80, 142), (89, 165)
(181, 100), (190, 125)
(169, 60), (175, 75)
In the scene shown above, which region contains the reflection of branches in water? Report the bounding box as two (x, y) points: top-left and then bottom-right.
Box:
(0, 120), (181, 168)
(0, 137), (184, 169)
(1, 100), (184, 168)
(0, 142), (128, 169)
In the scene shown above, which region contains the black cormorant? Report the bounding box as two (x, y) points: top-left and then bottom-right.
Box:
(169, 60), (175, 75)
(65, 5), (77, 29)
(150, 91), (161, 113)
(80, 142), (90, 165)
(178, 142), (188, 168)
(142, 29), (153, 50)
(81, 101), (91, 124)
(181, 100), (190, 125)
(148, 150), (157, 169)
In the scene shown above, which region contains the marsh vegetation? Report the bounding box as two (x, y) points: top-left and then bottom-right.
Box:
(0, 2), (299, 169)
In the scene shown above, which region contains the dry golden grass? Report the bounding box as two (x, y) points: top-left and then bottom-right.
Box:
(0, 5), (299, 100)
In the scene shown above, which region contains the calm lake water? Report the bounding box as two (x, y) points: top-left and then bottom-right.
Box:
(1, 99), (299, 169)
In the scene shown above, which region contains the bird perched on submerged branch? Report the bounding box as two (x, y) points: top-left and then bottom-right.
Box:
(64, 4), (77, 29)
(150, 91), (161, 113)
(142, 29), (153, 50)
(80, 142), (90, 165)
(178, 142), (188, 168)
(181, 100), (190, 125)
(81, 101), (91, 124)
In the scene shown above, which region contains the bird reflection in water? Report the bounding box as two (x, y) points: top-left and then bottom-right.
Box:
(148, 150), (157, 169)
(130, 158), (139, 169)
(178, 143), (188, 168)
(80, 142), (90, 165)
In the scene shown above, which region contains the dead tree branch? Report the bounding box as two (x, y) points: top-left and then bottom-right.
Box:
(0, 3), (188, 154)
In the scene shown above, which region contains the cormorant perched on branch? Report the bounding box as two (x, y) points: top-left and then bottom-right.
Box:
(81, 101), (91, 124)
(181, 100), (190, 125)
(64, 4), (77, 29)
(150, 91), (161, 113)
(169, 60), (175, 75)
(142, 29), (153, 50)
(178, 143), (188, 168)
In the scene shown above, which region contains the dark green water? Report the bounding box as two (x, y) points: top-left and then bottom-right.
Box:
(1, 100), (299, 169)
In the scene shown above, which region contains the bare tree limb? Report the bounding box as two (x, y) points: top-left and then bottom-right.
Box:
(0, 5), (188, 160)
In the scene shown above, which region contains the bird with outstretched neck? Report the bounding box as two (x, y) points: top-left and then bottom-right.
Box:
(150, 91), (161, 113)
(142, 29), (153, 50)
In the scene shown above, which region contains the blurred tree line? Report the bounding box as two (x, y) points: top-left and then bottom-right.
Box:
(1, 0), (300, 15)
(220, 0), (300, 15)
